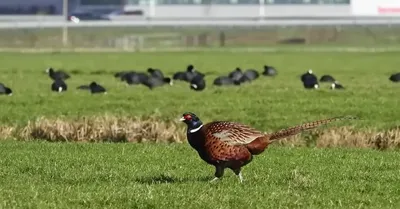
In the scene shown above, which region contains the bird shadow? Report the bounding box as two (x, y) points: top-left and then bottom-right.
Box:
(134, 174), (211, 184)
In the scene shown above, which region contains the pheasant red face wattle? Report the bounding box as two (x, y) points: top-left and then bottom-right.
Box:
(183, 114), (192, 121)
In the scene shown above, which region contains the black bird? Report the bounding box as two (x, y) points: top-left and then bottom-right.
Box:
(320, 75), (336, 82)
(46, 67), (70, 80)
(172, 65), (193, 82)
(185, 65), (205, 82)
(114, 71), (134, 81)
(114, 71), (126, 78)
(142, 77), (173, 90)
(303, 79), (319, 89)
(51, 79), (67, 92)
(330, 81), (345, 90)
(147, 68), (164, 79)
(301, 69), (319, 89)
(301, 69), (317, 82)
(173, 64), (205, 83)
(182, 72), (199, 82)
(89, 82), (107, 94)
(389, 73), (400, 82)
(0, 83), (12, 95)
(213, 76), (241, 86)
(228, 67), (244, 82)
(123, 72), (149, 85)
(173, 72), (187, 81)
(262, 65), (277, 76)
(242, 69), (259, 81)
(236, 69), (259, 84)
(190, 75), (206, 91)
(238, 75), (252, 84)
(187, 64), (196, 73)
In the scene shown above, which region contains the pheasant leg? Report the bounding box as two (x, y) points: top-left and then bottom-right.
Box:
(209, 177), (219, 182)
(209, 165), (225, 183)
(232, 168), (244, 183)
(238, 172), (244, 183)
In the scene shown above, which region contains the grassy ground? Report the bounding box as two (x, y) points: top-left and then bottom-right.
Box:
(0, 51), (398, 130)
(0, 141), (399, 209)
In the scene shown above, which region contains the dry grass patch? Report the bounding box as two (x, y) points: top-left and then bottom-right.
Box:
(0, 115), (186, 143)
(0, 116), (399, 149)
(277, 126), (400, 150)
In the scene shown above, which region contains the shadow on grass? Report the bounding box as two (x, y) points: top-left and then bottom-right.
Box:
(134, 174), (211, 184)
(68, 69), (112, 75)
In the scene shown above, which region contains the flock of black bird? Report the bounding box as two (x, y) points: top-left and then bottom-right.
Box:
(111, 64), (400, 91)
(46, 67), (107, 94)
(114, 64), (279, 91)
(301, 69), (400, 90)
(0, 65), (399, 96)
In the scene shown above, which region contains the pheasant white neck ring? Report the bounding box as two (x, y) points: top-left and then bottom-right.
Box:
(189, 124), (203, 133)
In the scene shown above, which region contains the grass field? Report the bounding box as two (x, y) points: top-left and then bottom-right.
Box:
(0, 50), (399, 208)
(1, 141), (400, 209)
(0, 51), (398, 128)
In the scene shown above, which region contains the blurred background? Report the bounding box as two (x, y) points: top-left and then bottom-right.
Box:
(0, 0), (399, 51)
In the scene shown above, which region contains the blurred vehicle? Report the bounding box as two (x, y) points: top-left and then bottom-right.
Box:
(102, 10), (144, 19)
(68, 12), (110, 23)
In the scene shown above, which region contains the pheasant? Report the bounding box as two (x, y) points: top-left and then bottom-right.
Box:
(180, 112), (356, 183)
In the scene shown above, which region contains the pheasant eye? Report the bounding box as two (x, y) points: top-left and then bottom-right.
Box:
(184, 114), (192, 120)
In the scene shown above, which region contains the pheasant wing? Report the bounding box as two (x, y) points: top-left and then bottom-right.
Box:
(206, 141), (252, 162)
(205, 121), (265, 146)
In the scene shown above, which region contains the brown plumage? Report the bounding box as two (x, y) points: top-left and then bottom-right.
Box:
(179, 112), (356, 183)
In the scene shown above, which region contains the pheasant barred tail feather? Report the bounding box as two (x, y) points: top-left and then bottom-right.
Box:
(268, 115), (358, 142)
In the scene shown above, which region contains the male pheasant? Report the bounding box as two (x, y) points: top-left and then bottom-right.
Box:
(180, 112), (356, 183)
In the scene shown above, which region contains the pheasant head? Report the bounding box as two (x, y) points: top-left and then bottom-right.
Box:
(179, 112), (203, 133)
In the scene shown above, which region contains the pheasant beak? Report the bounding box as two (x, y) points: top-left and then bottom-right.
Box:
(179, 117), (186, 122)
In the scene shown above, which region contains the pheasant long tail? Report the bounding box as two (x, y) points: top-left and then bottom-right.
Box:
(267, 115), (357, 142)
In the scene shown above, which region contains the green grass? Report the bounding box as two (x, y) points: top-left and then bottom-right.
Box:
(0, 51), (398, 131)
(0, 141), (399, 208)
